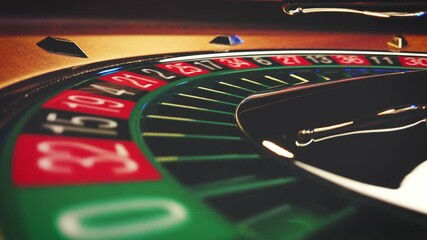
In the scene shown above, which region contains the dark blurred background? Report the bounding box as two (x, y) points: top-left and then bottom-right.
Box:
(1, 0), (427, 34)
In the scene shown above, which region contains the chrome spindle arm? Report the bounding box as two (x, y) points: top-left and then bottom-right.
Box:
(282, 0), (427, 18)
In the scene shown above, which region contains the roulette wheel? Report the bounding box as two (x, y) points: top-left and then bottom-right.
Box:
(0, 1), (427, 239)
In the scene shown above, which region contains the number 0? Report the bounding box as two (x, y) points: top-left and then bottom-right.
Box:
(58, 198), (187, 239)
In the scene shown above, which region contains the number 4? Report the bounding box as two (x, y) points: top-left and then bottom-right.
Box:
(90, 84), (136, 96)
